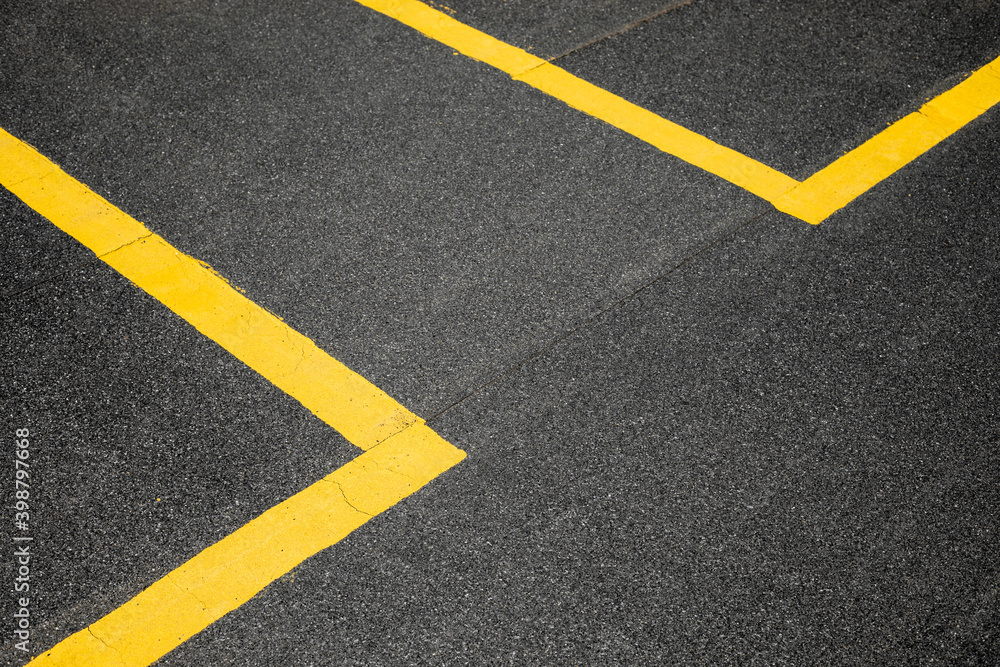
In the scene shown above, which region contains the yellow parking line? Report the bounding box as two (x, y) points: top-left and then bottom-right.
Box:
(353, 0), (800, 203)
(1, 127), (465, 666)
(28, 430), (463, 667)
(357, 0), (1000, 224)
(775, 57), (1000, 224)
(0, 128), (417, 451)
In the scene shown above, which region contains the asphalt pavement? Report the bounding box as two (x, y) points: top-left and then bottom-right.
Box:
(3, 0), (999, 665)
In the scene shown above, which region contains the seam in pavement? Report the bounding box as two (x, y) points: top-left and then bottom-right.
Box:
(425, 207), (771, 424)
(546, 0), (699, 64)
(3, 256), (102, 301)
(1, 141), (149, 302)
(4, 230), (156, 301)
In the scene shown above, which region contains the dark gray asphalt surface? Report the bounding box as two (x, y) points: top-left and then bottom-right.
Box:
(3, 0), (999, 664)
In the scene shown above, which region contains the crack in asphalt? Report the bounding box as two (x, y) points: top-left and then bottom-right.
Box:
(546, 0), (700, 65)
(3, 230), (154, 301)
(3, 256), (102, 301)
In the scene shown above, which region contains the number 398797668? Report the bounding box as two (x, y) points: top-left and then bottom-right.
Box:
(14, 428), (30, 531)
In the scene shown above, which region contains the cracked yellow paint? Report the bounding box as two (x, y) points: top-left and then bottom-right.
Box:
(30, 429), (464, 667)
(355, 0), (1000, 224)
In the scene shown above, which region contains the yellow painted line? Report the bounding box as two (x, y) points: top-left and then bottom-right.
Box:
(29, 428), (465, 667)
(0, 127), (417, 451)
(353, 0), (800, 203)
(356, 0), (1000, 224)
(515, 64), (800, 202)
(1, 126), (466, 665)
(775, 56), (1000, 224)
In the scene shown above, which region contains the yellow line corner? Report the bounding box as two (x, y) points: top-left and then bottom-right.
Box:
(28, 427), (465, 667)
(774, 56), (1000, 224)
(354, 0), (799, 203)
(6, 7), (1000, 663)
(1, 126), (467, 666)
(357, 0), (1000, 225)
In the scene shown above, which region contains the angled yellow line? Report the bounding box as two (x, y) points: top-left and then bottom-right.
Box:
(0, 127), (416, 451)
(775, 56), (1000, 224)
(356, 0), (1000, 225)
(29, 429), (464, 667)
(1, 126), (466, 665)
(352, 0), (800, 203)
